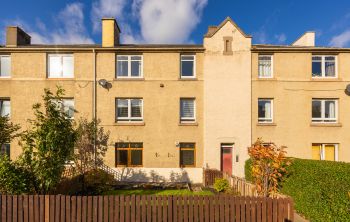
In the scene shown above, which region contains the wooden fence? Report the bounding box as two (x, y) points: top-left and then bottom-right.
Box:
(203, 169), (223, 187)
(0, 195), (294, 222)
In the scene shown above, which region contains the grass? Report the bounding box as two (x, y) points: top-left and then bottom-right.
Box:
(103, 189), (214, 196)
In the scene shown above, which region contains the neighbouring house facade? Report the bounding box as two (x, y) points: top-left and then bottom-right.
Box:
(1, 17), (349, 183)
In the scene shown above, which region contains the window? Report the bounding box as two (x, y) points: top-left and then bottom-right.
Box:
(258, 99), (273, 123)
(0, 99), (10, 117)
(312, 55), (336, 78)
(48, 54), (74, 78)
(115, 142), (143, 167)
(53, 99), (75, 119)
(180, 143), (195, 167)
(180, 55), (195, 78)
(180, 98), (195, 122)
(0, 55), (11, 77)
(116, 98), (143, 122)
(0, 144), (10, 158)
(312, 144), (338, 161)
(312, 99), (337, 123)
(258, 55), (273, 78)
(116, 55), (143, 78)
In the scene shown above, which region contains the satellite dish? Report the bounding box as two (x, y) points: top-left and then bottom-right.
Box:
(98, 79), (108, 87)
(346, 84), (350, 94)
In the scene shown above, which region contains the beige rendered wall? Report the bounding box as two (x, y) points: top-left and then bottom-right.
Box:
(252, 52), (350, 161)
(95, 51), (204, 182)
(203, 21), (252, 177)
(0, 51), (94, 159)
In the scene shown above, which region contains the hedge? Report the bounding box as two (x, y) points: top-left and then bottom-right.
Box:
(245, 158), (350, 221)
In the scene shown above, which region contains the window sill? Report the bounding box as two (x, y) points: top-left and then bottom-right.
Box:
(257, 77), (276, 81)
(0, 77), (11, 79)
(178, 77), (197, 81)
(115, 122), (145, 126)
(47, 77), (75, 80)
(311, 77), (341, 81)
(310, 123), (342, 127)
(257, 123), (276, 126)
(114, 77), (144, 81)
(179, 122), (198, 126)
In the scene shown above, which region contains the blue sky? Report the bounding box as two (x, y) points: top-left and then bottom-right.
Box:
(1, 0), (350, 47)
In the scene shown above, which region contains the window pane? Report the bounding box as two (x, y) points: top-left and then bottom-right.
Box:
(312, 61), (322, 77)
(63, 99), (74, 118)
(312, 144), (321, 160)
(116, 143), (129, 148)
(258, 56), (272, 77)
(325, 57), (335, 77)
(131, 56), (142, 61)
(131, 99), (142, 118)
(0, 100), (10, 117)
(117, 56), (128, 60)
(62, 56), (74, 77)
(117, 99), (129, 118)
(312, 100), (322, 118)
(0, 56), (11, 77)
(131, 60), (141, 77)
(258, 100), (271, 120)
(0, 144), (10, 158)
(180, 143), (195, 149)
(117, 60), (128, 77)
(180, 99), (195, 120)
(130, 143), (143, 148)
(325, 101), (336, 119)
(49, 56), (62, 77)
(324, 145), (335, 161)
(181, 60), (194, 77)
(180, 150), (194, 166)
(131, 150), (142, 165)
(116, 150), (128, 166)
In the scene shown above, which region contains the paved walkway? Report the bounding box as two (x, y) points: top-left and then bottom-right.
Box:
(294, 212), (309, 222)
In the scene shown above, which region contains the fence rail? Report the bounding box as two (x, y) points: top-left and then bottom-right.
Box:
(0, 194), (293, 222)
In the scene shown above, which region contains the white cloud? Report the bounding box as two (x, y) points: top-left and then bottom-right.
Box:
(253, 30), (268, 44)
(133, 0), (207, 43)
(91, 0), (127, 33)
(274, 33), (286, 44)
(329, 30), (350, 47)
(1, 3), (93, 45)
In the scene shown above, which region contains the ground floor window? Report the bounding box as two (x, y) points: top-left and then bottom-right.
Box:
(0, 144), (10, 158)
(115, 142), (143, 167)
(180, 143), (195, 167)
(312, 143), (338, 161)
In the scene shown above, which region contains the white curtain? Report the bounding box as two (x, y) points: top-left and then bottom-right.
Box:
(329, 101), (335, 118)
(259, 57), (271, 77)
(0, 100), (10, 117)
(264, 101), (271, 118)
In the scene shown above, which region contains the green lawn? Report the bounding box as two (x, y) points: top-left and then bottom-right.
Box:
(103, 189), (214, 196)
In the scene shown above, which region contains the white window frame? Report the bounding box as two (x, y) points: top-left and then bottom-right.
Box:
(312, 55), (338, 78)
(314, 144), (339, 161)
(180, 55), (196, 79)
(0, 55), (11, 78)
(258, 99), (273, 123)
(258, 55), (273, 78)
(116, 55), (143, 78)
(312, 99), (338, 123)
(116, 98), (143, 122)
(47, 54), (74, 78)
(180, 98), (196, 122)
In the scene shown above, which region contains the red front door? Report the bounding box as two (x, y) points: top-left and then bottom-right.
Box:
(221, 144), (233, 176)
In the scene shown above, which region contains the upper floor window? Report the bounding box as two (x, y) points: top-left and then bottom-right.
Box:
(116, 55), (143, 78)
(48, 54), (74, 78)
(116, 98), (143, 122)
(180, 98), (196, 122)
(258, 55), (273, 78)
(312, 55), (336, 78)
(312, 99), (337, 123)
(0, 99), (10, 117)
(0, 55), (11, 77)
(181, 55), (196, 78)
(258, 99), (273, 123)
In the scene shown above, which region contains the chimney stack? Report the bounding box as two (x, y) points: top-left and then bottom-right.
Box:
(6, 26), (31, 47)
(292, 31), (315, 47)
(102, 18), (121, 47)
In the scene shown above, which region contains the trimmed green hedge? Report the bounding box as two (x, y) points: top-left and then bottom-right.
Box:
(245, 158), (350, 221)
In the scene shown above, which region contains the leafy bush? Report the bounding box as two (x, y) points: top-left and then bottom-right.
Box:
(213, 178), (229, 193)
(245, 158), (350, 221)
(245, 158), (253, 182)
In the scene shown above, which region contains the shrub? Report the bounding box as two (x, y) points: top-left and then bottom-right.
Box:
(245, 158), (350, 221)
(245, 158), (253, 182)
(213, 178), (229, 193)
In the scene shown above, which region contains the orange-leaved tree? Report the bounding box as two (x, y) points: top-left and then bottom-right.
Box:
(248, 138), (290, 197)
